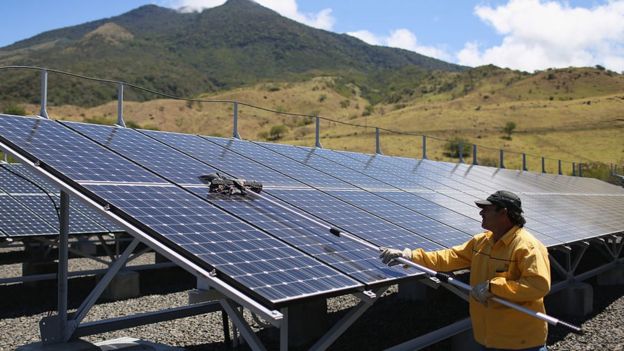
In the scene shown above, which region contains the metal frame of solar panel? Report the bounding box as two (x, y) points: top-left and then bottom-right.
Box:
(1, 113), (623, 351)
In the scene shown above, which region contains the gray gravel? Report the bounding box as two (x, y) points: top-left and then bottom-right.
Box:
(1, 269), (623, 350)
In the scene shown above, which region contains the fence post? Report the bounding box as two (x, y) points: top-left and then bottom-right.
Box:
(39, 69), (49, 119)
(232, 101), (241, 139)
(458, 141), (464, 163)
(499, 149), (505, 169)
(558, 160), (562, 175)
(541, 157), (546, 173)
(375, 128), (382, 155)
(572, 162), (576, 176)
(522, 153), (527, 171)
(422, 135), (427, 159)
(315, 116), (322, 148)
(116, 83), (125, 127)
(578, 162), (583, 177)
(472, 144), (478, 165)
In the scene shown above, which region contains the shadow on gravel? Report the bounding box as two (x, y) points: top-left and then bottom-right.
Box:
(0, 266), (194, 319)
(546, 278), (624, 345)
(186, 286), (469, 351)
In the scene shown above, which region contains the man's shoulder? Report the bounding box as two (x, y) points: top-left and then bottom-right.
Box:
(514, 228), (546, 250)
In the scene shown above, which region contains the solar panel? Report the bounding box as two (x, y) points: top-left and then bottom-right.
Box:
(139, 130), (445, 251)
(331, 152), (565, 246)
(63, 121), (413, 286)
(203, 137), (469, 247)
(0, 115), (363, 306)
(0, 191), (58, 236)
(0, 164), (124, 235)
(352, 153), (624, 244)
(269, 145), (483, 232)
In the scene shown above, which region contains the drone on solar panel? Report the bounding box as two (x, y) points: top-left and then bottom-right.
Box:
(199, 173), (263, 196)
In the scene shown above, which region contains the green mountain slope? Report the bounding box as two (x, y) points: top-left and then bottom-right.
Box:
(0, 0), (465, 106)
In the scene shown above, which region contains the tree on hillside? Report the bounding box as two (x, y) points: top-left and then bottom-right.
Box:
(502, 121), (516, 140)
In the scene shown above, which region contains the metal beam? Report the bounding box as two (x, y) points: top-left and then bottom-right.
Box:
(309, 286), (387, 351)
(75, 301), (221, 337)
(220, 299), (266, 351)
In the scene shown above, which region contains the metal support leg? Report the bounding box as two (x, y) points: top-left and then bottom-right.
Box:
(472, 144), (478, 165)
(232, 101), (241, 139)
(542, 157), (546, 173)
(458, 142), (464, 163)
(68, 239), (140, 336)
(422, 135), (427, 159)
(309, 287), (387, 351)
(280, 307), (288, 351)
(116, 83), (125, 127)
(522, 153), (527, 171)
(499, 149), (505, 169)
(558, 160), (562, 175)
(220, 298), (266, 351)
(39, 69), (49, 119)
(375, 128), (382, 155)
(58, 191), (69, 340)
(315, 116), (322, 148)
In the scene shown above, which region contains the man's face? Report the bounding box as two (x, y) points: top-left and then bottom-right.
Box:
(479, 204), (505, 231)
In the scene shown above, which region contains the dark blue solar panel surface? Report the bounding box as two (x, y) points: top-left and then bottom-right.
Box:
(64, 121), (412, 285)
(0, 191), (58, 236)
(0, 115), (362, 305)
(343, 152), (623, 244)
(0, 164), (118, 236)
(204, 137), (472, 247)
(263, 144), (483, 235)
(139, 130), (444, 251)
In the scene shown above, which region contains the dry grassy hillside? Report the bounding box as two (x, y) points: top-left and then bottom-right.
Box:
(11, 67), (624, 177)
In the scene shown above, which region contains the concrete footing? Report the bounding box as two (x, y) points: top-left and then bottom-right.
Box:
(548, 282), (593, 317)
(397, 280), (428, 301)
(451, 329), (481, 351)
(71, 237), (97, 256)
(597, 264), (624, 286)
(22, 261), (57, 288)
(99, 270), (140, 301)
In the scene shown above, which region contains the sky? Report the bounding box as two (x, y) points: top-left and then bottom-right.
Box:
(1, 0), (624, 72)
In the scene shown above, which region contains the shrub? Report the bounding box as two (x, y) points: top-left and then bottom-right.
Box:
(445, 137), (472, 159)
(267, 125), (288, 141)
(3, 103), (26, 116)
(502, 121), (516, 140)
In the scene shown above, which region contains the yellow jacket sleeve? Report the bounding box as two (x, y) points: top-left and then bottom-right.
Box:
(489, 243), (551, 302)
(411, 237), (475, 272)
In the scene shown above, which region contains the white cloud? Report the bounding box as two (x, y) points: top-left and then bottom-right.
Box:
(458, 0), (624, 72)
(170, 0), (335, 30)
(347, 29), (452, 61)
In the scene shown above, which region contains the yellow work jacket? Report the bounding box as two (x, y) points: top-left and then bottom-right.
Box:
(410, 226), (551, 349)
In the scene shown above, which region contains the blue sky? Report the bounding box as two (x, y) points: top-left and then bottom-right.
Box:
(2, 0), (623, 72)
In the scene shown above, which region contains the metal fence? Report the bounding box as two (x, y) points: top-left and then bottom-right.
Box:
(1, 65), (621, 178)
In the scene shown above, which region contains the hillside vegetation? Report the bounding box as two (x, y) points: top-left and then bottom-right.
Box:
(0, 0), (462, 107)
(7, 66), (623, 178)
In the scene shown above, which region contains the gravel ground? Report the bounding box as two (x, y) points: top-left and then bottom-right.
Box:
(1, 255), (623, 350)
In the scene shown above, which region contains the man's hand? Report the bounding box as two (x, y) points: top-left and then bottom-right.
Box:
(379, 247), (412, 266)
(471, 280), (492, 304)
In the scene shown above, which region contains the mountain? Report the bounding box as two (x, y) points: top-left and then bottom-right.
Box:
(0, 0), (465, 106)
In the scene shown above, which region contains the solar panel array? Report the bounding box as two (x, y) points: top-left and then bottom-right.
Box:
(1, 114), (623, 308)
(0, 163), (124, 237)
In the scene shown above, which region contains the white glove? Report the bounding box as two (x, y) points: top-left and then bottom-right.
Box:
(379, 247), (412, 266)
(471, 280), (492, 304)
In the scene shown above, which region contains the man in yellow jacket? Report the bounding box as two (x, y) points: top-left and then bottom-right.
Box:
(380, 190), (550, 350)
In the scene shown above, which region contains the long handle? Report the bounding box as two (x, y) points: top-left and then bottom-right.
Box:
(329, 227), (583, 334)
